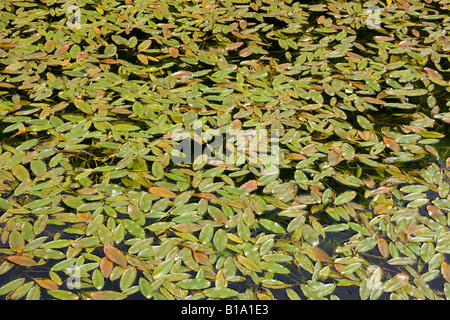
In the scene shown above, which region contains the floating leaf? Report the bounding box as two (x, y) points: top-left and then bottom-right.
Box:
(149, 187), (177, 198)
(311, 246), (331, 262)
(7, 255), (37, 267)
(259, 219), (285, 234)
(104, 245), (127, 267)
(48, 290), (79, 300)
(237, 255), (262, 272)
(33, 278), (59, 290)
(152, 259), (174, 279)
(90, 291), (128, 300)
(203, 287), (238, 298)
(177, 278), (211, 290)
(9, 231), (25, 252)
(334, 191), (356, 206)
(383, 273), (409, 292)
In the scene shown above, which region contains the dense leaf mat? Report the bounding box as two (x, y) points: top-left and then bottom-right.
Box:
(0, 0), (449, 300)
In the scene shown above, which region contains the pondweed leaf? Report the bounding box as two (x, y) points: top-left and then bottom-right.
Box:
(177, 278), (211, 290)
(90, 291), (127, 300)
(203, 287), (238, 298)
(152, 259), (174, 279)
(383, 273), (409, 292)
(334, 191), (356, 206)
(104, 245), (128, 267)
(259, 219), (285, 234)
(7, 255), (37, 267)
(48, 290), (79, 300)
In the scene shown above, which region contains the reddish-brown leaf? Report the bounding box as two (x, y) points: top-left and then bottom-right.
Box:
(33, 278), (59, 290)
(169, 47), (179, 58)
(104, 245), (127, 267)
(373, 36), (395, 41)
(100, 59), (119, 64)
(149, 187), (177, 198)
(171, 71), (193, 79)
(193, 250), (211, 266)
(362, 96), (386, 105)
(193, 192), (217, 199)
(157, 23), (178, 29)
(345, 51), (364, 59)
(424, 67), (443, 80)
(225, 42), (244, 51)
(377, 238), (390, 259)
(239, 47), (253, 57)
(7, 255), (37, 267)
(240, 180), (258, 192)
(383, 136), (400, 152)
(441, 261), (450, 284)
(54, 44), (70, 56)
(100, 257), (114, 278)
(311, 246), (331, 262)
(76, 51), (88, 62)
(172, 223), (203, 233)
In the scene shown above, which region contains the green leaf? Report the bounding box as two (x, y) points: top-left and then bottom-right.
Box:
(152, 259), (174, 279)
(0, 278), (25, 296)
(9, 230), (25, 252)
(120, 267), (137, 291)
(334, 191), (356, 206)
(92, 269), (105, 290)
(91, 291), (128, 300)
(177, 278), (211, 290)
(41, 239), (73, 249)
(259, 262), (290, 274)
(302, 224), (319, 246)
(104, 44), (117, 57)
(213, 229), (228, 252)
(203, 287), (238, 298)
(383, 273), (409, 292)
(259, 219), (285, 233)
(48, 290), (79, 300)
(139, 278), (154, 299)
(152, 162), (164, 180)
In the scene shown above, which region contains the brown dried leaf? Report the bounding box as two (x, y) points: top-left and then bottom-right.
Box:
(345, 51), (364, 59)
(100, 59), (119, 64)
(76, 51), (88, 62)
(327, 149), (342, 166)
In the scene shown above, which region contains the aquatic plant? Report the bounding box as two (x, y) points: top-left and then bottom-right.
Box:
(0, 0), (449, 300)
